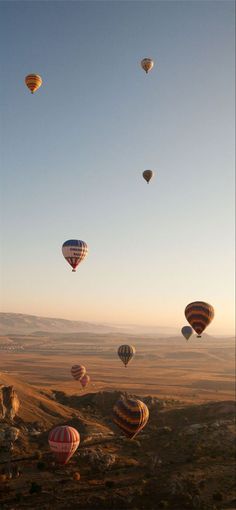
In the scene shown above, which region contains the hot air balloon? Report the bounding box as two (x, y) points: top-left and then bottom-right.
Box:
(181, 326), (193, 341)
(113, 397), (149, 439)
(25, 74), (42, 94)
(140, 58), (154, 74)
(48, 426), (80, 464)
(118, 345), (136, 367)
(185, 301), (214, 338)
(80, 374), (90, 388)
(62, 240), (88, 272)
(142, 170), (154, 183)
(71, 365), (86, 381)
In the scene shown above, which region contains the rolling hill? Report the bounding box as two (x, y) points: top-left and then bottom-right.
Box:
(0, 313), (181, 336)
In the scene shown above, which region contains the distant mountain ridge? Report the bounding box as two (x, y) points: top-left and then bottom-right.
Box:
(0, 313), (118, 335)
(0, 312), (179, 336)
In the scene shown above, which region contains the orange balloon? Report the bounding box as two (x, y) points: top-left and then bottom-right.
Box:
(25, 74), (42, 94)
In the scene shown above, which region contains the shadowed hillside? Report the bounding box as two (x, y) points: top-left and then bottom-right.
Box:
(0, 374), (235, 510)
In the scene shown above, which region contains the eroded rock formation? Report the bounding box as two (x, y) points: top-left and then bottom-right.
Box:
(0, 385), (20, 421)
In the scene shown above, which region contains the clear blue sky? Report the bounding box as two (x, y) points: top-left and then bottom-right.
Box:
(0, 1), (235, 334)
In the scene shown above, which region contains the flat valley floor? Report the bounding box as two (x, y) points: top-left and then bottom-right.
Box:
(0, 333), (234, 403)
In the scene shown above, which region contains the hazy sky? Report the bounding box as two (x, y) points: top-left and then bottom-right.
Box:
(1, 1), (235, 335)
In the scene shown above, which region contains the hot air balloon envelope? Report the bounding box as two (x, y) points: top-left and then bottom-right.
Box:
(62, 240), (88, 272)
(71, 365), (86, 381)
(143, 170), (154, 183)
(141, 58), (154, 74)
(80, 374), (90, 388)
(25, 74), (42, 94)
(181, 326), (193, 341)
(48, 426), (80, 464)
(185, 301), (214, 337)
(118, 345), (136, 367)
(113, 397), (149, 439)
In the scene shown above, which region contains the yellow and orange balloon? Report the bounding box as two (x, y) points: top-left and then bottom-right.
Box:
(25, 74), (42, 94)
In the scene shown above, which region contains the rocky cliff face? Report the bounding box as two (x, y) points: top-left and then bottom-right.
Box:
(0, 385), (20, 421)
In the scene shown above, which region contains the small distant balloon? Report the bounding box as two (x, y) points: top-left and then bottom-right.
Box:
(80, 374), (90, 388)
(48, 425), (80, 464)
(140, 58), (154, 74)
(143, 170), (154, 183)
(181, 326), (193, 341)
(113, 397), (149, 439)
(25, 74), (42, 94)
(62, 240), (88, 272)
(185, 301), (215, 338)
(71, 365), (86, 381)
(118, 345), (136, 367)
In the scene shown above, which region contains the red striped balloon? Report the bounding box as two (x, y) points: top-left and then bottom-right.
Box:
(71, 364), (86, 381)
(48, 426), (80, 464)
(185, 301), (214, 337)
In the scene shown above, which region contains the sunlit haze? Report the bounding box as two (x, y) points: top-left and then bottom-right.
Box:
(1, 1), (235, 336)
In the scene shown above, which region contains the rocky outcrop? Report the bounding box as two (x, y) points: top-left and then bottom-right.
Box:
(80, 448), (117, 472)
(0, 385), (20, 421)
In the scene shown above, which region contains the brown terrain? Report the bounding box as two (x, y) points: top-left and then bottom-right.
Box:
(0, 314), (235, 509)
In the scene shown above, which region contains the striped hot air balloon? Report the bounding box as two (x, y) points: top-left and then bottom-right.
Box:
(48, 426), (80, 464)
(181, 326), (193, 341)
(118, 345), (136, 367)
(80, 374), (90, 388)
(25, 74), (42, 94)
(140, 58), (154, 74)
(71, 365), (86, 381)
(185, 301), (214, 338)
(62, 240), (88, 272)
(143, 170), (154, 183)
(113, 397), (149, 439)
